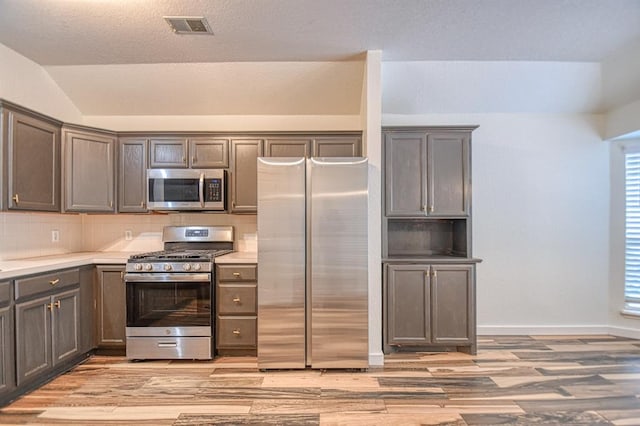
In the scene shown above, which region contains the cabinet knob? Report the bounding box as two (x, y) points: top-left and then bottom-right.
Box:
(12, 194), (19, 204)
(54, 300), (61, 309)
(232, 329), (241, 336)
(232, 297), (241, 303)
(46, 302), (53, 311)
(140, 201), (145, 208)
(428, 205), (434, 213)
(49, 278), (60, 286)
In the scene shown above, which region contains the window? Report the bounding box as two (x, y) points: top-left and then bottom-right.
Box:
(625, 151), (640, 312)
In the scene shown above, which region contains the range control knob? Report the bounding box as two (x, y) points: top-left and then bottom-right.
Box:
(164, 264), (173, 271)
(144, 264), (152, 271)
(193, 263), (202, 271)
(183, 263), (192, 271)
(134, 264), (143, 271)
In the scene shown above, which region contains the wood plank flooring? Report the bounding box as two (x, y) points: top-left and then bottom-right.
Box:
(2, 335), (640, 425)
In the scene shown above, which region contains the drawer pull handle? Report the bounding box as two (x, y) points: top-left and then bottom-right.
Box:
(232, 272), (241, 277)
(232, 297), (241, 303)
(232, 329), (241, 336)
(158, 342), (178, 348)
(49, 279), (60, 286)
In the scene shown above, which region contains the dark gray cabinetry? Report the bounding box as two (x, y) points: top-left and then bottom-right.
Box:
(264, 138), (312, 157)
(216, 264), (257, 355)
(0, 281), (14, 398)
(189, 138), (229, 168)
(384, 129), (469, 217)
(62, 126), (116, 212)
(230, 139), (262, 213)
(79, 267), (95, 354)
(385, 263), (475, 353)
(264, 135), (361, 158)
(313, 136), (361, 157)
(149, 137), (188, 168)
(1, 103), (61, 212)
(95, 266), (126, 349)
(14, 269), (81, 386)
(118, 138), (147, 213)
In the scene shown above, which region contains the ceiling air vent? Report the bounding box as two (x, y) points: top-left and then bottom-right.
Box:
(164, 16), (213, 35)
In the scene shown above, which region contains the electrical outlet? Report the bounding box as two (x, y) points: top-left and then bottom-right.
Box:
(125, 230), (133, 241)
(51, 229), (59, 243)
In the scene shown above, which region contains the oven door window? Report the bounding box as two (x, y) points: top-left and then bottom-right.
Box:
(126, 281), (211, 327)
(148, 178), (199, 203)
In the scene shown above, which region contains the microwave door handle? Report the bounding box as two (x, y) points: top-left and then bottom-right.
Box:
(199, 173), (205, 208)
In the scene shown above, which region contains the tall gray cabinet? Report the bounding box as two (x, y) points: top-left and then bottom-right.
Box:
(382, 126), (480, 355)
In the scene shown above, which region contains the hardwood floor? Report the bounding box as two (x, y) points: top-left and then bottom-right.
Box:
(2, 335), (640, 425)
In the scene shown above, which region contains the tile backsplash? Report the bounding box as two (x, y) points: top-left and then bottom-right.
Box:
(0, 211), (257, 260)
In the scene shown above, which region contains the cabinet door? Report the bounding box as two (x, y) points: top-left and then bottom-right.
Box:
(0, 304), (15, 396)
(230, 139), (262, 213)
(7, 110), (61, 211)
(384, 132), (427, 217)
(79, 267), (95, 353)
(63, 129), (116, 212)
(428, 133), (469, 216)
(52, 289), (80, 366)
(149, 138), (188, 168)
(386, 264), (431, 346)
(313, 136), (361, 157)
(431, 264), (473, 344)
(15, 295), (51, 386)
(95, 266), (126, 348)
(118, 138), (147, 213)
(189, 138), (229, 168)
(264, 138), (311, 157)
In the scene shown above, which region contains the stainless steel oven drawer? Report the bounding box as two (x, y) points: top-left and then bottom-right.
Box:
(217, 284), (257, 315)
(217, 265), (257, 281)
(217, 316), (257, 348)
(126, 337), (213, 360)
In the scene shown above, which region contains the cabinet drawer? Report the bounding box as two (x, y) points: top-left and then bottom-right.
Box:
(217, 265), (257, 282)
(217, 317), (256, 348)
(218, 284), (257, 315)
(0, 281), (10, 305)
(15, 269), (79, 301)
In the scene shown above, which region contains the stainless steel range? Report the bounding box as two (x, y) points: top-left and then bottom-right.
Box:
(124, 226), (234, 360)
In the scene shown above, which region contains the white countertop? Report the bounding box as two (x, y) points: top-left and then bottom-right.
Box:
(0, 250), (257, 280)
(215, 251), (257, 264)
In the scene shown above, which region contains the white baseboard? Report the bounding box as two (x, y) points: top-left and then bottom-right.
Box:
(369, 351), (384, 367)
(608, 326), (640, 339)
(478, 325), (610, 335)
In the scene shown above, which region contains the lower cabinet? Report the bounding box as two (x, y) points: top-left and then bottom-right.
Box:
(216, 264), (257, 355)
(95, 266), (126, 349)
(0, 301), (15, 399)
(384, 263), (476, 354)
(15, 288), (80, 386)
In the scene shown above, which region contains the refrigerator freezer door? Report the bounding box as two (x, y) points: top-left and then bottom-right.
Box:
(309, 157), (369, 369)
(257, 157), (306, 369)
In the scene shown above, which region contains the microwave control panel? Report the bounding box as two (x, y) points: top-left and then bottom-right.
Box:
(205, 179), (222, 202)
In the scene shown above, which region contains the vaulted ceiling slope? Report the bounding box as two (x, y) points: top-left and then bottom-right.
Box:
(0, 0), (639, 65)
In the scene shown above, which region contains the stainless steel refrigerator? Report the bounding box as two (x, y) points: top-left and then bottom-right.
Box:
(257, 157), (368, 369)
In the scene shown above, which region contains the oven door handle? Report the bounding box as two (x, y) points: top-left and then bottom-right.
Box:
(124, 273), (211, 282)
(199, 172), (205, 208)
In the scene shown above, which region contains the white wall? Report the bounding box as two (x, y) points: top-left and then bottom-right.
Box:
(383, 113), (610, 334)
(0, 43), (82, 122)
(602, 41), (640, 140)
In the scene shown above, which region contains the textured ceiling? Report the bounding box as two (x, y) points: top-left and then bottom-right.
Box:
(0, 0), (639, 65)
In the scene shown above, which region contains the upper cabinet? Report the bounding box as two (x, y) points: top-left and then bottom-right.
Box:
(264, 138), (312, 157)
(230, 139), (263, 213)
(62, 126), (116, 213)
(1, 103), (61, 212)
(189, 138), (229, 168)
(149, 137), (229, 169)
(264, 135), (361, 158)
(313, 136), (361, 157)
(149, 137), (188, 168)
(118, 138), (147, 213)
(384, 129), (470, 217)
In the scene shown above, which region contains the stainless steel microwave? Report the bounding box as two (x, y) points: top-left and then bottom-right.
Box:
(147, 169), (226, 211)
